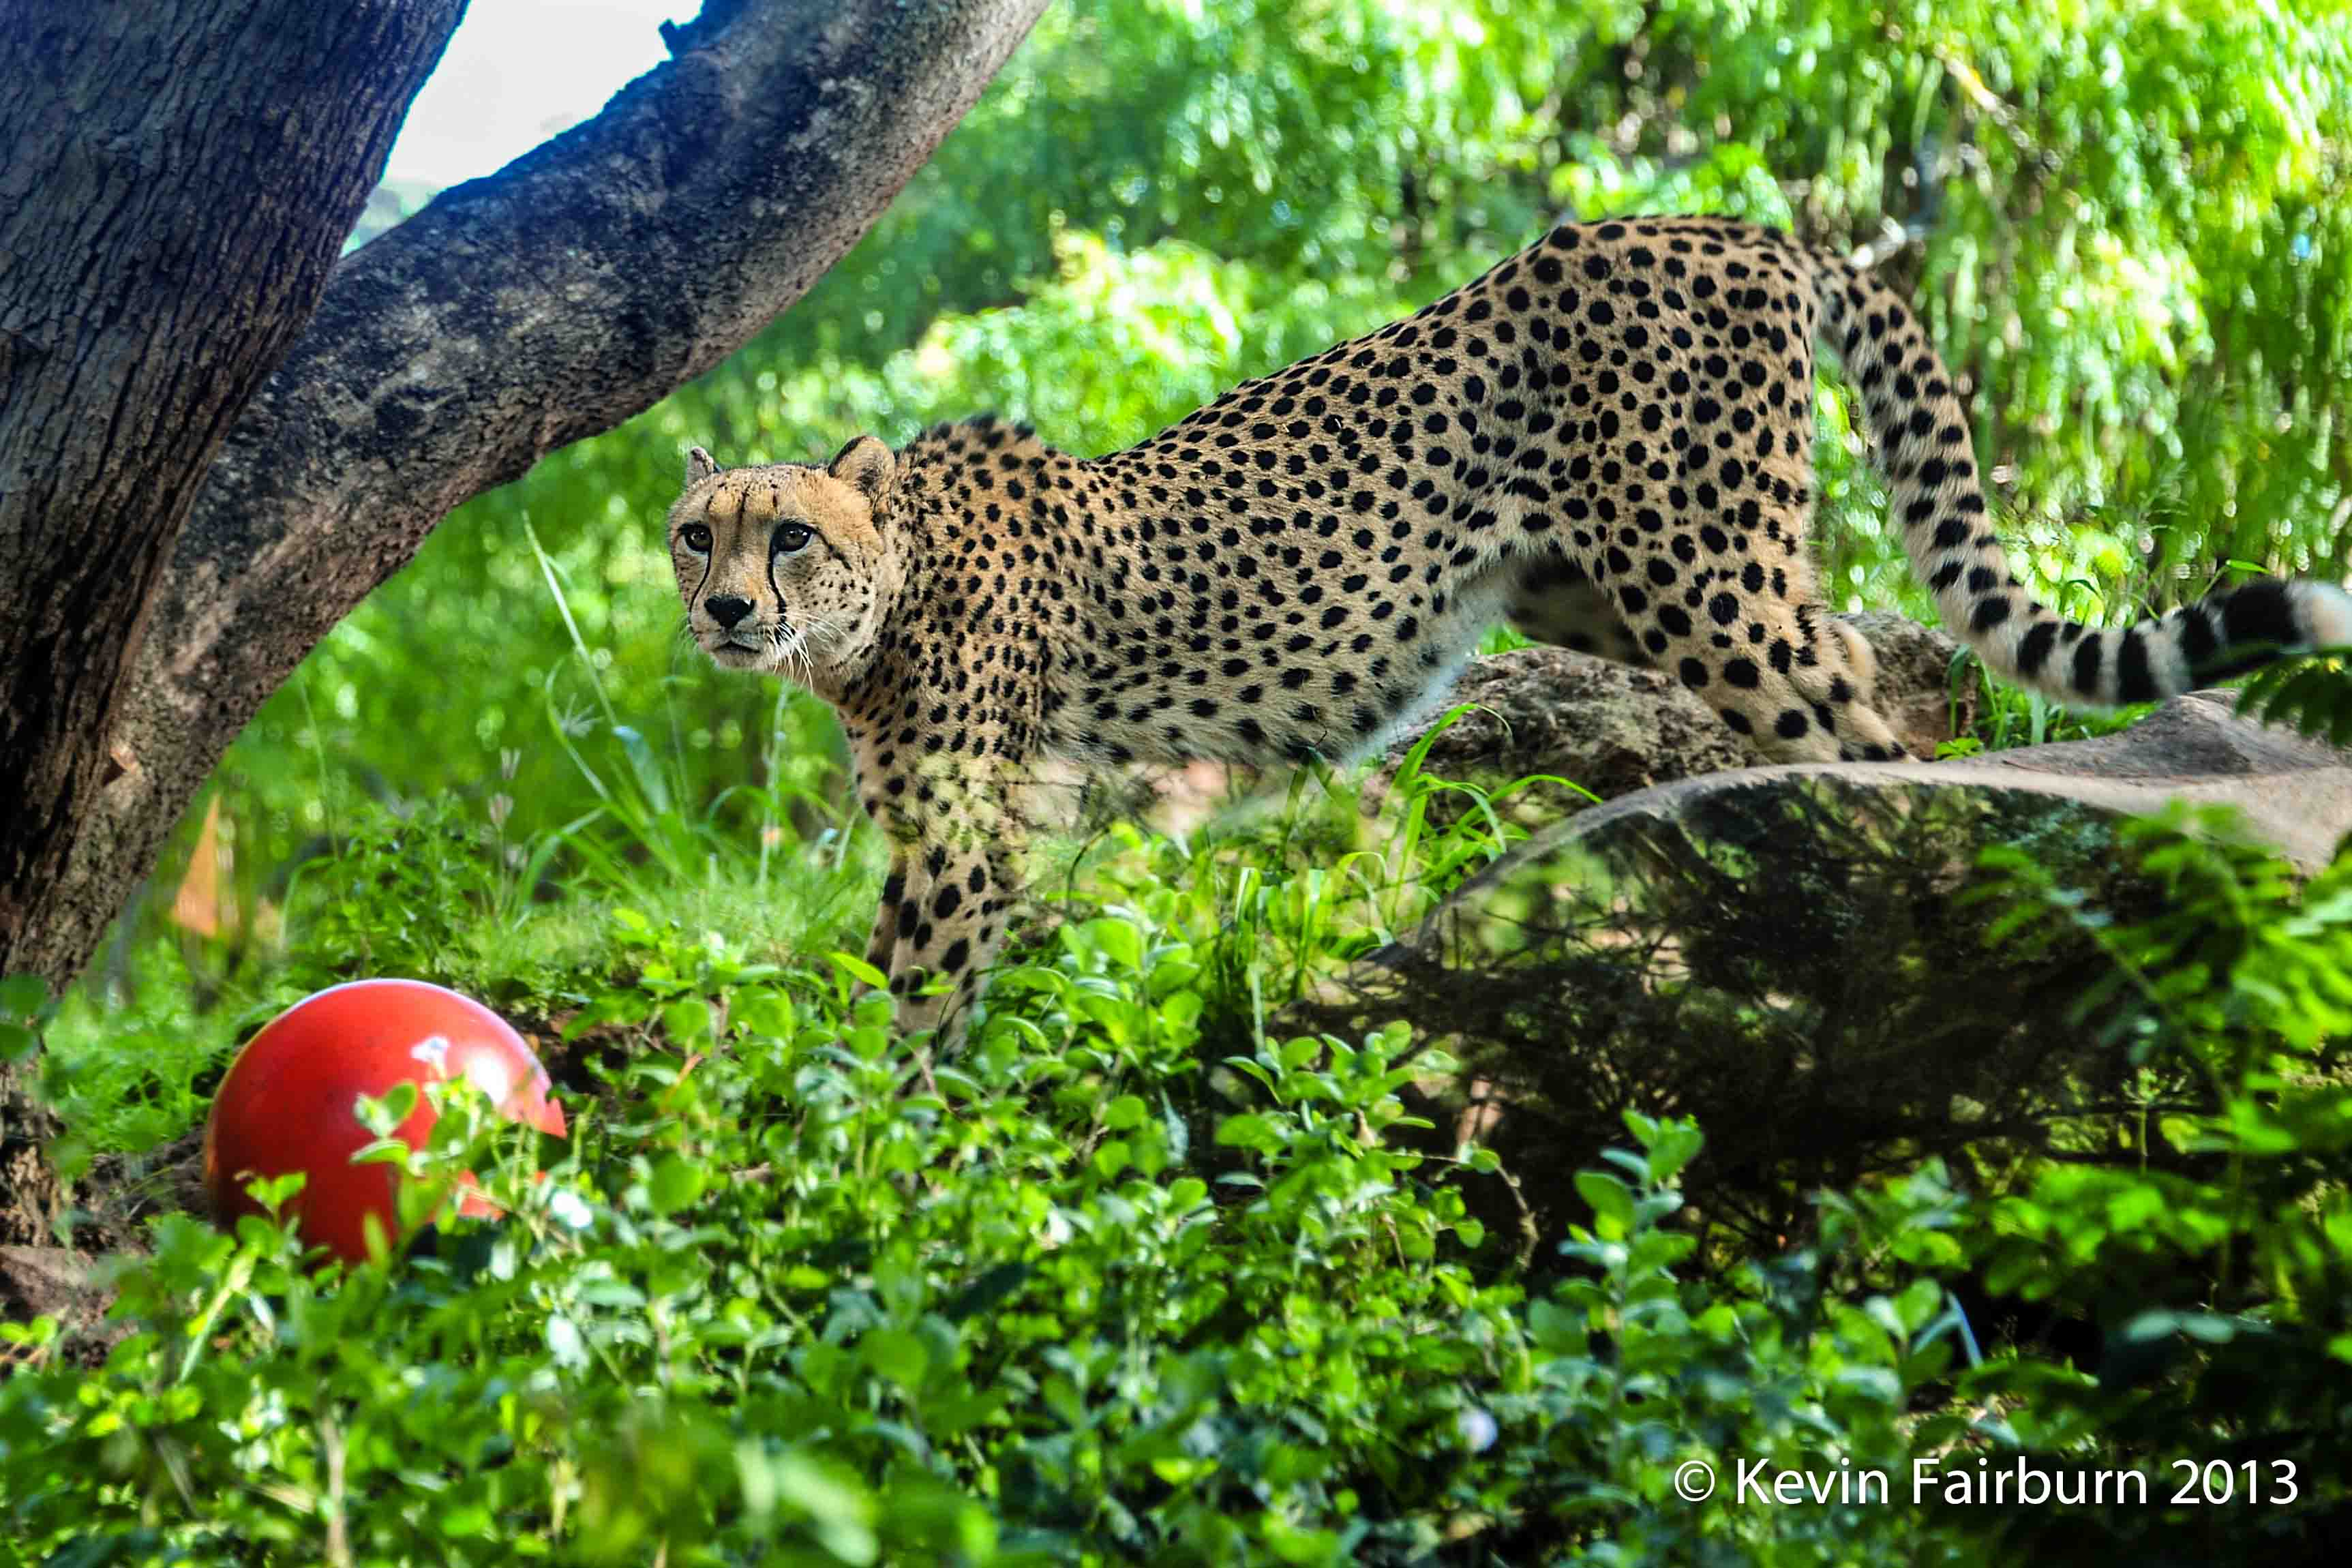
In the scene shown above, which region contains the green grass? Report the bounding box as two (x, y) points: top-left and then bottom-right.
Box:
(14, 702), (2352, 1561)
(1940, 659), (2150, 758)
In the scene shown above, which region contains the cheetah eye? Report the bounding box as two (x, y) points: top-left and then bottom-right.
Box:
(679, 523), (712, 553)
(774, 522), (814, 555)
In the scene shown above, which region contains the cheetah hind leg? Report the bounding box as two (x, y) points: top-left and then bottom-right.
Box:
(1507, 560), (1651, 666)
(860, 848), (909, 986)
(1794, 610), (1914, 763)
(1639, 596), (1906, 765)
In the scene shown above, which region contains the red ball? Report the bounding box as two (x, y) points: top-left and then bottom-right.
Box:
(202, 979), (567, 1263)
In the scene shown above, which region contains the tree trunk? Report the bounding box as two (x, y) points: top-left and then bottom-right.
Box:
(0, 0), (1047, 1237)
(11, 0), (1049, 993)
(0, 0), (466, 1243)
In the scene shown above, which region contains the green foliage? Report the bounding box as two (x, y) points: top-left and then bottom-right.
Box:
(2233, 646), (2352, 749)
(18, 762), (2352, 1558)
(1956, 806), (2352, 1554)
(0, 914), (1998, 1564)
(22, 1), (2352, 1559)
(0, 973), (46, 1068)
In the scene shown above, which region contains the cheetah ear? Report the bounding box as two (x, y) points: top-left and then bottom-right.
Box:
(827, 434), (896, 507)
(684, 446), (720, 486)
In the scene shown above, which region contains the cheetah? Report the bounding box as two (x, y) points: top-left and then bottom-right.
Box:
(669, 215), (2352, 1044)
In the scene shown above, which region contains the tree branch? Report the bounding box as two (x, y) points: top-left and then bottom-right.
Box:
(31, 0), (1050, 979)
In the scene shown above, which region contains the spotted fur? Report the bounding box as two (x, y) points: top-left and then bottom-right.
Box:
(671, 215), (2352, 1042)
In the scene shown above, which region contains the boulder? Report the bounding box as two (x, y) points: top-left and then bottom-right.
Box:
(1061, 612), (1975, 840)
(1366, 611), (1978, 824)
(1563, 688), (2352, 875)
(1290, 688), (2352, 1248)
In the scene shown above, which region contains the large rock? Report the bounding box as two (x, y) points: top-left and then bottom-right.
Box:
(1081, 612), (1975, 838)
(1563, 688), (2352, 875)
(1291, 689), (2352, 1246)
(1370, 648), (1749, 821)
(1366, 611), (1977, 822)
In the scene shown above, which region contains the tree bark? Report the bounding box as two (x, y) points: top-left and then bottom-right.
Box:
(0, 0), (467, 1243)
(7, 0), (1050, 989)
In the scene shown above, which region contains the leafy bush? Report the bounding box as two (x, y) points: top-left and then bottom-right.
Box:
(0, 924), (1980, 1564)
(16, 768), (2352, 1561)
(1953, 805), (2352, 1558)
(20, 1), (2352, 1561)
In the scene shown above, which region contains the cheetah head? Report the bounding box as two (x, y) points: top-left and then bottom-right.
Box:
(667, 435), (899, 698)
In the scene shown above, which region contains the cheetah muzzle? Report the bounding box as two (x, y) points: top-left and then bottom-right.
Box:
(668, 215), (2352, 1047)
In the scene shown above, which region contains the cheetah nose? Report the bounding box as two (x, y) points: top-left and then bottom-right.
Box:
(704, 594), (753, 629)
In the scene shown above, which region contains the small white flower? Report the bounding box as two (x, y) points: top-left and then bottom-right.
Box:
(409, 1035), (451, 1074)
(1456, 1408), (1498, 1453)
(546, 1189), (594, 1231)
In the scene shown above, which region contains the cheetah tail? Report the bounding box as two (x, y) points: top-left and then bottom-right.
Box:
(1810, 251), (2352, 708)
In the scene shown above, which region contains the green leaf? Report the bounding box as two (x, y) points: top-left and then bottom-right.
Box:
(828, 950), (889, 991)
(439, 1503), (494, 1538)
(735, 1447), (877, 1563)
(1089, 917), (1144, 971)
(942, 1263), (1031, 1323)
(861, 1326), (929, 1389)
(1833, 1366), (1903, 1404)
(660, 995), (714, 1047)
(0, 973), (46, 1019)
(355, 1081), (419, 1136)
(1215, 1113), (1280, 1154)
(611, 724), (673, 814)
(1643, 1121), (1704, 1183)
(545, 1313), (588, 1370)
(646, 1154), (706, 1217)
(1527, 1297), (1582, 1352)
(1574, 1170), (1636, 1239)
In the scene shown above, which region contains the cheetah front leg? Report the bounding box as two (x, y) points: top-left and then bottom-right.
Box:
(844, 640), (1044, 1049)
(885, 824), (1024, 1050)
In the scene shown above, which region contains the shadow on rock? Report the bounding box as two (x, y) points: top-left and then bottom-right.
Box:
(1292, 679), (2352, 1261)
(1291, 775), (2172, 1261)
